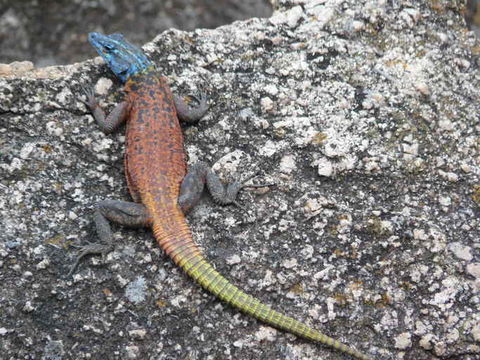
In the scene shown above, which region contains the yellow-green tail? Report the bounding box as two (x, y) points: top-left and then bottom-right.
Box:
(179, 253), (371, 360)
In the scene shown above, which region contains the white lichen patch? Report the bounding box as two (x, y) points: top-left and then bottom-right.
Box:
(394, 332), (412, 350)
(254, 326), (277, 342)
(448, 242), (473, 262)
(94, 77), (113, 95)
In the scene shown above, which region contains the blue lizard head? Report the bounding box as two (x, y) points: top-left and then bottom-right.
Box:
(88, 32), (153, 83)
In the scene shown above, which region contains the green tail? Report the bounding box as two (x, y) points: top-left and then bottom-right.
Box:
(180, 254), (371, 360)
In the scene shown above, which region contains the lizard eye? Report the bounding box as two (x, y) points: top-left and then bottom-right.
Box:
(104, 44), (115, 51)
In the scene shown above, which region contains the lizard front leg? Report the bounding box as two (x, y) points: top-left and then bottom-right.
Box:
(178, 161), (272, 213)
(68, 200), (151, 276)
(82, 87), (130, 134)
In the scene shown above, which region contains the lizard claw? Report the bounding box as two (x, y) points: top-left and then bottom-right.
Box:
(213, 175), (275, 209)
(67, 241), (113, 277)
(239, 172), (276, 190)
(228, 175), (276, 210)
(188, 92), (208, 110)
(79, 86), (98, 111)
(241, 181), (276, 189)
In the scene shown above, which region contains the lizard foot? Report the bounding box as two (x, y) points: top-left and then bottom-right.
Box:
(212, 172), (275, 208)
(179, 162), (275, 213)
(174, 92), (209, 123)
(232, 175), (276, 210)
(67, 241), (113, 277)
(79, 86), (98, 111)
(239, 173), (276, 190)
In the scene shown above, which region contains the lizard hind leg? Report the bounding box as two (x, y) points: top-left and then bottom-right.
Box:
(178, 161), (274, 213)
(67, 200), (152, 276)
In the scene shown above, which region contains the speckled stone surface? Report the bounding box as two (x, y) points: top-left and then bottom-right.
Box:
(1, 1), (479, 359)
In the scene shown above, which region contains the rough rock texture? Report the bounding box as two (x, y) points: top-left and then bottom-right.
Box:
(1, 0), (479, 359)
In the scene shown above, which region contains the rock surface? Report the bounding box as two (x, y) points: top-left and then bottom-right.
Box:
(1, 1), (479, 359)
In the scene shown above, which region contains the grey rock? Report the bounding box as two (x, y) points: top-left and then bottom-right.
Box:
(0, 1), (479, 359)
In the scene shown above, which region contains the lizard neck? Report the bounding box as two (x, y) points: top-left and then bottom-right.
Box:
(124, 66), (158, 91)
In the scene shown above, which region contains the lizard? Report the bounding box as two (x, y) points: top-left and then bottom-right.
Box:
(73, 32), (372, 360)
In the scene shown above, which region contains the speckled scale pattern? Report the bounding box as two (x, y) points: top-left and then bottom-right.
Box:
(121, 68), (370, 360)
(123, 68), (199, 258)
